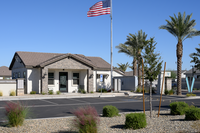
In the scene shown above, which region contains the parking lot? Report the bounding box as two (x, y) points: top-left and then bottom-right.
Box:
(0, 95), (200, 121)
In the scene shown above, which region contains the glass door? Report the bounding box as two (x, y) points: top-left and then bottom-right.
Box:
(59, 72), (68, 92)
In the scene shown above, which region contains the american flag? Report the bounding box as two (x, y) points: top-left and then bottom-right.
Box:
(87, 0), (110, 17)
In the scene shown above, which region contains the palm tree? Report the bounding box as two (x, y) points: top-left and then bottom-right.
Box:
(117, 62), (129, 72)
(159, 12), (200, 95)
(115, 43), (137, 76)
(125, 30), (148, 88)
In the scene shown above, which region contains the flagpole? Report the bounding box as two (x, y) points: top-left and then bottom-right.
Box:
(110, 0), (113, 92)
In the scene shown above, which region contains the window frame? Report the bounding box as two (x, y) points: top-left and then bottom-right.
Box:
(48, 72), (55, 85)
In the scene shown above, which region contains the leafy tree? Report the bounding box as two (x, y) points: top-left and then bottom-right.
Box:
(117, 62), (129, 72)
(142, 37), (163, 118)
(159, 12), (200, 95)
(190, 44), (200, 70)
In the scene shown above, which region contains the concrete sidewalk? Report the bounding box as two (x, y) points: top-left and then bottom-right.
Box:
(0, 92), (143, 101)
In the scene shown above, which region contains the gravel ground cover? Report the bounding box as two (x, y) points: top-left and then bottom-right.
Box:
(0, 109), (200, 133)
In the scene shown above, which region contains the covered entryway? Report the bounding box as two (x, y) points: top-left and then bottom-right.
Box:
(59, 72), (68, 92)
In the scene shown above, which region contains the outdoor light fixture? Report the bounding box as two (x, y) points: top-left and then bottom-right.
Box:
(90, 74), (93, 78)
(63, 69), (65, 71)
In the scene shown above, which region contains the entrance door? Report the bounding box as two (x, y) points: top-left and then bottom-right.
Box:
(59, 72), (68, 92)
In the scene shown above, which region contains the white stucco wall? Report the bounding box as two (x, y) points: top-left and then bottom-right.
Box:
(27, 68), (41, 94)
(113, 71), (123, 77)
(0, 80), (16, 96)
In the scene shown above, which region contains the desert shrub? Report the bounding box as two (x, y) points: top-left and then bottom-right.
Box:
(103, 105), (119, 117)
(56, 91), (60, 95)
(193, 88), (197, 90)
(169, 89), (174, 95)
(10, 90), (16, 96)
(136, 87), (141, 93)
(48, 90), (53, 95)
(0, 91), (3, 96)
(186, 93), (196, 97)
(79, 89), (86, 94)
(72, 106), (99, 133)
(30, 91), (36, 94)
(185, 106), (200, 120)
(4, 102), (30, 127)
(125, 113), (147, 129)
(170, 101), (189, 115)
(165, 90), (169, 95)
(98, 88), (107, 93)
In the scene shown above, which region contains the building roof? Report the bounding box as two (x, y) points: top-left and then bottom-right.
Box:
(184, 67), (200, 75)
(9, 51), (123, 75)
(0, 66), (11, 76)
(124, 69), (143, 77)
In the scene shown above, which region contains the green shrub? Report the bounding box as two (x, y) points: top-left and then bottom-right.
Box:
(165, 90), (169, 95)
(185, 106), (200, 120)
(125, 113), (147, 129)
(193, 88), (197, 90)
(169, 89), (174, 95)
(98, 88), (107, 93)
(0, 91), (3, 96)
(56, 91), (60, 95)
(10, 90), (16, 96)
(48, 90), (53, 95)
(186, 93), (196, 97)
(136, 87), (141, 93)
(30, 91), (36, 94)
(90, 91), (94, 93)
(42, 92), (46, 95)
(103, 105), (119, 117)
(72, 106), (99, 133)
(4, 102), (30, 127)
(79, 89), (87, 94)
(170, 101), (189, 115)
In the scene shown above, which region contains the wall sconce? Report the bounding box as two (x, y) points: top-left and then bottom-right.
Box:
(44, 72), (47, 76)
(63, 69), (65, 71)
(90, 74), (93, 78)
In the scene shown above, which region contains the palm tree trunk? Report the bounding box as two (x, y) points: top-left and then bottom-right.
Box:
(138, 52), (141, 88)
(149, 81), (152, 118)
(133, 58), (137, 76)
(176, 41), (183, 95)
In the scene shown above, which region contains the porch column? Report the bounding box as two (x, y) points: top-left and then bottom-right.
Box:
(87, 69), (94, 93)
(41, 67), (48, 93)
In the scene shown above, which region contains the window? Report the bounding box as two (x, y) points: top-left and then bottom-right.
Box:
(73, 73), (79, 85)
(13, 72), (15, 79)
(18, 72), (20, 78)
(48, 73), (54, 85)
(23, 72), (26, 78)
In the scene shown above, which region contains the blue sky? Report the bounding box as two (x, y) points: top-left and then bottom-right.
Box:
(0, 0), (200, 72)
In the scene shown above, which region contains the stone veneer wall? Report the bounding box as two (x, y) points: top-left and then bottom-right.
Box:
(41, 57), (93, 93)
(88, 69), (93, 92)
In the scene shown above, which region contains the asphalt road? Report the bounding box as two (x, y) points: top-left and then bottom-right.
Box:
(0, 95), (200, 121)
